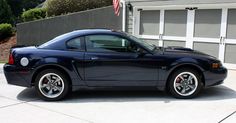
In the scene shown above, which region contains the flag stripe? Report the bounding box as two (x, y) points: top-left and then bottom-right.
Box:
(113, 0), (120, 16)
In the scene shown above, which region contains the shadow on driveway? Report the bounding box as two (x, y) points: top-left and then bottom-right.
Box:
(17, 85), (236, 103)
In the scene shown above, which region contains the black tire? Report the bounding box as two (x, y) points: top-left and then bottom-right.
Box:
(35, 69), (70, 101)
(168, 68), (203, 99)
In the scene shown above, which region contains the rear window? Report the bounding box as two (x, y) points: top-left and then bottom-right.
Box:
(66, 37), (82, 50)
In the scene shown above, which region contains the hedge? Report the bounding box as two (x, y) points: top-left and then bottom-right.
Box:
(45, 0), (112, 17)
(0, 23), (14, 41)
(21, 8), (46, 22)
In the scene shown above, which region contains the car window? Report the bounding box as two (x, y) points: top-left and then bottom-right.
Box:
(85, 35), (138, 53)
(66, 37), (82, 50)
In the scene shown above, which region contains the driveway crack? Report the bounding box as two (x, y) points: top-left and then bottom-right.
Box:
(0, 99), (38, 109)
(0, 95), (39, 109)
(218, 110), (236, 123)
(26, 103), (94, 123)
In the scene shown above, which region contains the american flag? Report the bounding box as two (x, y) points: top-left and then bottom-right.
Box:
(113, 0), (120, 16)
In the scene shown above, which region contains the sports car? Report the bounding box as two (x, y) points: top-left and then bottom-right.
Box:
(4, 29), (227, 101)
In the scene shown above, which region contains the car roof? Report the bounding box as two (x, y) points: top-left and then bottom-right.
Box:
(38, 29), (126, 49)
(65, 29), (123, 36)
(53, 29), (127, 41)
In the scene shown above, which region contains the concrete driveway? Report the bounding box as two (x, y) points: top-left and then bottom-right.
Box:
(0, 64), (235, 123)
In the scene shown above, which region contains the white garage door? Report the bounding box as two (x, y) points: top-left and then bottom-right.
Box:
(133, 5), (236, 69)
(193, 9), (222, 58)
(134, 8), (188, 47)
(224, 9), (236, 69)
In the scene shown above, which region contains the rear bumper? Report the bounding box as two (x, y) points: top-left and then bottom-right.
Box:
(3, 64), (32, 87)
(203, 66), (228, 87)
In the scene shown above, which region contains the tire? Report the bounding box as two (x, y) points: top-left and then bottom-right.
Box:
(35, 69), (70, 101)
(168, 68), (203, 99)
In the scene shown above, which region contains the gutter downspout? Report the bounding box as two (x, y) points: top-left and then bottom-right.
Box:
(121, 0), (126, 32)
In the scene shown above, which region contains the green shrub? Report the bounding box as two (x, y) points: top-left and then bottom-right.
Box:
(0, 23), (14, 41)
(45, 0), (112, 17)
(21, 8), (46, 22)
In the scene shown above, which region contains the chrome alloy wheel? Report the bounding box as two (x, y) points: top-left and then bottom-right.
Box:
(173, 72), (198, 96)
(38, 73), (65, 98)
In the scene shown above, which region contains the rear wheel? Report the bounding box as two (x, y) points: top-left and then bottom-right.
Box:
(168, 68), (203, 99)
(35, 69), (70, 101)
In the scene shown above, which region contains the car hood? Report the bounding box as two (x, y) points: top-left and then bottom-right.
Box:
(163, 46), (217, 60)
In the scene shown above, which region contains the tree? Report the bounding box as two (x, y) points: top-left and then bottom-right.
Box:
(6, 0), (45, 23)
(6, 0), (21, 19)
(45, 0), (112, 17)
(0, 0), (14, 24)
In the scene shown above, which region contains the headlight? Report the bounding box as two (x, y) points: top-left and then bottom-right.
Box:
(211, 62), (222, 69)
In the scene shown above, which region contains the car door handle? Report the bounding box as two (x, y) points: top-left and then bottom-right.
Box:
(90, 57), (99, 60)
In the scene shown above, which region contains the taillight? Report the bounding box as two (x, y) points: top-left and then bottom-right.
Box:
(8, 53), (14, 65)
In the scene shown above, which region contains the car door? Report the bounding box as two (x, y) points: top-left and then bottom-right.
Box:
(65, 36), (86, 83)
(84, 34), (159, 87)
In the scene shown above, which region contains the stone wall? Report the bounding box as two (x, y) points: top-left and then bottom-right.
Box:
(0, 35), (17, 62)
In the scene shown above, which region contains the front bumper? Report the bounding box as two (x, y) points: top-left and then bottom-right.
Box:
(3, 64), (32, 87)
(203, 66), (228, 87)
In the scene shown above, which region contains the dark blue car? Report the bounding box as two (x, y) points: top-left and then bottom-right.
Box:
(4, 29), (227, 101)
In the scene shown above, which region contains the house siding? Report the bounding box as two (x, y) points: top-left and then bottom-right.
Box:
(126, 8), (133, 34)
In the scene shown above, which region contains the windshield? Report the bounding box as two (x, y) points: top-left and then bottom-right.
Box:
(126, 33), (156, 51)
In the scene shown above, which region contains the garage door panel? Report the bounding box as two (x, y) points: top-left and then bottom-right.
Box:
(194, 9), (221, 38)
(227, 9), (236, 39)
(142, 39), (159, 46)
(163, 40), (185, 47)
(164, 10), (187, 37)
(193, 42), (219, 58)
(224, 44), (236, 64)
(140, 10), (160, 35)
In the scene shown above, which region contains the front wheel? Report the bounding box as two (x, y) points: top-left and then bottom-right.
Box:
(35, 69), (70, 101)
(168, 68), (203, 99)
